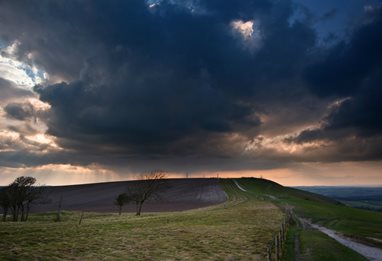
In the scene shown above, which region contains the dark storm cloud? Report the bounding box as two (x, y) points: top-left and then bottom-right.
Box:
(293, 69), (382, 143)
(288, 6), (382, 160)
(1, 0), (312, 156)
(325, 73), (382, 136)
(304, 5), (382, 97)
(321, 9), (337, 20)
(0, 0), (381, 170)
(200, 0), (273, 20)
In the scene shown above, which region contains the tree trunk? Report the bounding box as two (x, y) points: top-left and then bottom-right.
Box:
(12, 205), (18, 221)
(18, 204), (24, 221)
(118, 205), (122, 215)
(25, 203), (31, 221)
(78, 211), (84, 225)
(21, 204), (25, 222)
(2, 207), (8, 222)
(11, 207), (15, 221)
(136, 201), (144, 216)
(56, 196), (63, 222)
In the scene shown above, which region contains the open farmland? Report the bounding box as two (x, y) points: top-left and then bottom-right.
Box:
(0, 179), (284, 260)
(33, 178), (227, 213)
(0, 178), (379, 260)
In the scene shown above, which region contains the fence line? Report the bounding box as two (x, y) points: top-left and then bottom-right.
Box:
(263, 207), (293, 261)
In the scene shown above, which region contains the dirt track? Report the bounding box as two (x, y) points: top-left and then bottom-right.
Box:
(32, 178), (227, 213)
(300, 218), (382, 261)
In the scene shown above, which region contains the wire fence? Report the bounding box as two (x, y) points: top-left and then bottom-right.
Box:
(261, 207), (294, 261)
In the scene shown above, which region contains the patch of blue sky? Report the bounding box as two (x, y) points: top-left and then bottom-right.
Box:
(0, 40), (6, 49)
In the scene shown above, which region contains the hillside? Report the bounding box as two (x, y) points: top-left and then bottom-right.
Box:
(33, 178), (227, 213)
(235, 178), (382, 252)
(1, 178), (380, 260)
(0, 179), (283, 260)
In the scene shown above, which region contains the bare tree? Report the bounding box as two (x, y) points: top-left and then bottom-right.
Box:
(23, 185), (43, 221)
(115, 193), (129, 215)
(127, 171), (166, 216)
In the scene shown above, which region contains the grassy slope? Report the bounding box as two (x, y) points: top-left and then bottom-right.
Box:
(283, 227), (367, 261)
(339, 200), (382, 212)
(236, 178), (382, 248)
(0, 179), (283, 260)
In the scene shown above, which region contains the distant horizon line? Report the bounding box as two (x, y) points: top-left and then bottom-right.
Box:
(1, 177), (381, 188)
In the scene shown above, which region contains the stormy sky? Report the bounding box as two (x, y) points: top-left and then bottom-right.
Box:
(0, 0), (381, 185)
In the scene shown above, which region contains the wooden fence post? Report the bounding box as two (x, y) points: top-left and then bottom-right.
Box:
(78, 211), (84, 225)
(275, 235), (278, 260)
(264, 210), (292, 260)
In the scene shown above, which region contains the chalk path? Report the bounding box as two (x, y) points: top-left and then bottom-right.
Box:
(300, 218), (382, 261)
(233, 180), (247, 192)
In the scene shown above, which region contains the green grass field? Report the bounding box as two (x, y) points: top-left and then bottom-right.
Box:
(235, 178), (382, 249)
(0, 178), (380, 260)
(0, 180), (284, 260)
(282, 227), (368, 261)
(340, 199), (382, 212)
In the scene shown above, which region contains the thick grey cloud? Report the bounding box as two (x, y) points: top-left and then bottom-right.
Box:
(0, 0), (381, 171)
(291, 68), (382, 156)
(304, 5), (382, 97)
(290, 6), (382, 159)
(18, 0), (314, 156)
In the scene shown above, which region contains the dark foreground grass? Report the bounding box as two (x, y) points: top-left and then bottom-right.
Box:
(0, 180), (283, 260)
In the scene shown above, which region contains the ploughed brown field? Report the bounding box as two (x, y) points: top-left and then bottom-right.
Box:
(32, 178), (227, 213)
